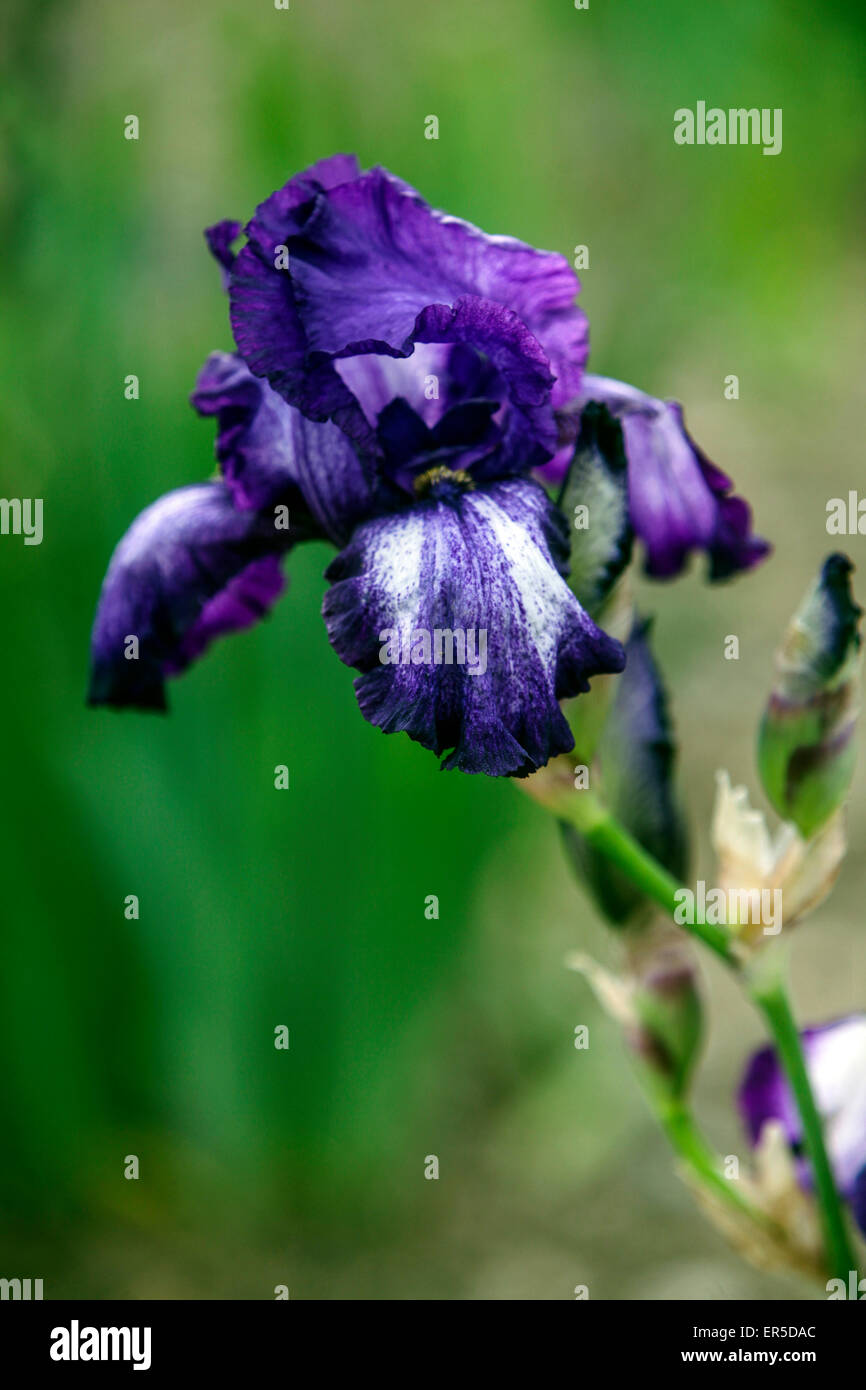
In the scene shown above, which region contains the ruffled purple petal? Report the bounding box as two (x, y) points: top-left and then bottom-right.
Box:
(88, 482), (304, 710)
(243, 154), (363, 256)
(537, 305), (590, 410)
(256, 162), (582, 359)
(739, 1015), (866, 1215)
(413, 297), (558, 472)
(322, 477), (625, 776)
(205, 219), (242, 286)
(229, 239), (378, 456)
(191, 352), (300, 509)
(173, 556), (283, 672)
(191, 351), (375, 542)
(230, 161), (585, 462)
(229, 156), (374, 451)
(549, 376), (770, 581)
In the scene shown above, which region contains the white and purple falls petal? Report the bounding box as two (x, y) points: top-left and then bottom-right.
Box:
(739, 1015), (866, 1236)
(88, 482), (305, 710)
(322, 477), (625, 776)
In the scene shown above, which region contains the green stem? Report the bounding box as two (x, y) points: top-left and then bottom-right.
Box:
(749, 956), (855, 1283)
(559, 790), (858, 1282)
(569, 795), (735, 964)
(658, 1098), (777, 1235)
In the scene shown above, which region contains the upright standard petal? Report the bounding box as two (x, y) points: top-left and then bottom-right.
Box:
(322, 476), (625, 776)
(192, 352), (376, 542)
(88, 482), (307, 710)
(551, 376), (770, 581)
(739, 1015), (866, 1233)
(412, 297), (558, 472)
(230, 162), (586, 448)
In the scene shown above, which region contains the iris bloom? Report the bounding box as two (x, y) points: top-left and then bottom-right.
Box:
(739, 1016), (866, 1236)
(89, 155), (766, 775)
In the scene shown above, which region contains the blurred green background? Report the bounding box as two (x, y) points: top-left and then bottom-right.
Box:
(1, 0), (864, 1300)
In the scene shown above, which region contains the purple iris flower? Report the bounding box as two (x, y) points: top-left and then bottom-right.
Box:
(89, 154), (627, 776)
(543, 375), (770, 580)
(739, 1015), (866, 1236)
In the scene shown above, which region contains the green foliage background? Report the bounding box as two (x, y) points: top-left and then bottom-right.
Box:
(0, 0), (864, 1298)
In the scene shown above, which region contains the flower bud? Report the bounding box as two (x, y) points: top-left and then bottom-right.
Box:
(569, 932), (702, 1102)
(758, 553), (862, 838)
(558, 401), (633, 618)
(711, 770), (846, 944)
(632, 949), (702, 1100)
(562, 617), (688, 925)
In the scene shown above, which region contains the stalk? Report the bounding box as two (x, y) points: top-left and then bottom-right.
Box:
(558, 790), (857, 1282)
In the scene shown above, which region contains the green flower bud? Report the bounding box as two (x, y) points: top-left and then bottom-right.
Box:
(558, 401), (633, 618)
(570, 935), (703, 1102)
(631, 951), (703, 1102)
(562, 617), (688, 925)
(758, 554), (862, 838)
(522, 405), (633, 791)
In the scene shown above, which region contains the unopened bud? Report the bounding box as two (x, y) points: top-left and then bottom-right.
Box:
(758, 553), (862, 838)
